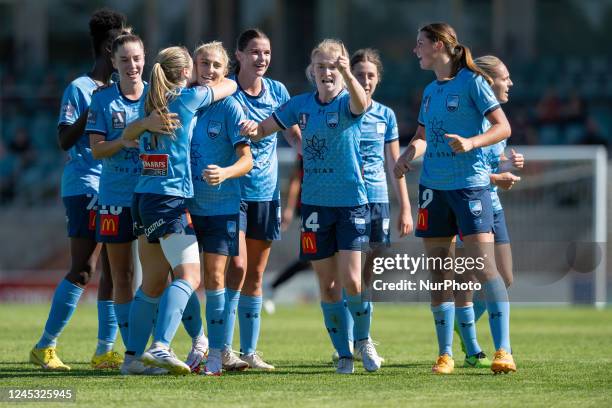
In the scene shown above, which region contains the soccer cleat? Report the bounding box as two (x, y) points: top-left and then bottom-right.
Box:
(202, 348), (222, 376)
(491, 348), (516, 374)
(464, 351), (492, 368)
(221, 349), (249, 371)
(432, 354), (454, 374)
(185, 335), (209, 373)
(356, 339), (382, 372)
(29, 346), (71, 371)
(240, 352), (275, 371)
(354, 339), (385, 363)
(335, 357), (354, 374)
(453, 321), (467, 355)
(141, 343), (191, 375)
(120, 354), (167, 375)
(90, 351), (123, 369)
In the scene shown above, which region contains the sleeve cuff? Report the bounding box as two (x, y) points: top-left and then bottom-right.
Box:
(483, 104), (500, 116)
(272, 112), (287, 130)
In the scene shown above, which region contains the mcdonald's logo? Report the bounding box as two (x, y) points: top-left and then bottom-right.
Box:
(88, 210), (97, 231)
(416, 208), (428, 231)
(100, 214), (119, 236)
(301, 232), (317, 254)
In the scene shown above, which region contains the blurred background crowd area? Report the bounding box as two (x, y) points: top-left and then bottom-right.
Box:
(1, 0), (611, 206)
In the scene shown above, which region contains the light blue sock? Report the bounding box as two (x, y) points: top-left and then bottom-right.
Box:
(223, 288), (240, 350)
(473, 299), (487, 322)
(342, 290), (354, 346)
(431, 302), (454, 356)
(36, 279), (84, 348)
(484, 277), (511, 351)
(321, 301), (351, 358)
(155, 279), (194, 346)
(127, 288), (159, 357)
(473, 289), (487, 322)
(96, 300), (117, 355)
(456, 305), (482, 357)
(238, 294), (262, 355)
(114, 301), (131, 349)
(206, 289), (226, 350)
(346, 293), (371, 342)
(182, 292), (204, 339)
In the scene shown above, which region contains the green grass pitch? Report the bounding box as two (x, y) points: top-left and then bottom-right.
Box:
(1, 304), (611, 407)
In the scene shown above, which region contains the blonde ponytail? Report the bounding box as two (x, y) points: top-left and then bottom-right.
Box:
(144, 47), (192, 143)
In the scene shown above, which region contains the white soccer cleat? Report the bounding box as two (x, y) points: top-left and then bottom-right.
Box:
(221, 348), (249, 371)
(240, 352), (275, 371)
(263, 299), (276, 315)
(185, 335), (209, 373)
(202, 348), (222, 376)
(121, 354), (167, 375)
(354, 339), (385, 363)
(356, 339), (382, 372)
(335, 357), (354, 374)
(141, 342), (191, 375)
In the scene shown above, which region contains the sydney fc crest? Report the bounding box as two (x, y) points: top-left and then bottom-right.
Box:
(208, 121), (222, 139)
(326, 112), (339, 128)
(446, 95), (459, 112)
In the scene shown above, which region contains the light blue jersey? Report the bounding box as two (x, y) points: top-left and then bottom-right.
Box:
(57, 75), (102, 197)
(482, 119), (506, 212)
(231, 76), (290, 201)
(134, 86), (213, 198)
(188, 96), (249, 216)
(273, 90), (367, 207)
(359, 101), (399, 203)
(86, 83), (148, 207)
(418, 68), (500, 190)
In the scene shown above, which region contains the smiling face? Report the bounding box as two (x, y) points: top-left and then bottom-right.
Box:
(491, 63), (513, 104)
(312, 50), (343, 97)
(352, 60), (379, 98)
(196, 48), (227, 87)
(413, 31), (439, 71)
(112, 41), (145, 85)
(236, 37), (271, 77)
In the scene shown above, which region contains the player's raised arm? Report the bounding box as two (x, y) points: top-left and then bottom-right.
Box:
(335, 55), (368, 115)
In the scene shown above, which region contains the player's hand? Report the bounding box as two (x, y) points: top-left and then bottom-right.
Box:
(281, 207), (294, 232)
(334, 55), (350, 77)
(121, 138), (139, 149)
(239, 119), (259, 137)
(509, 148), (524, 169)
(492, 172), (521, 190)
(203, 164), (228, 186)
(393, 155), (413, 178)
(398, 208), (414, 237)
(445, 134), (474, 153)
(146, 110), (180, 135)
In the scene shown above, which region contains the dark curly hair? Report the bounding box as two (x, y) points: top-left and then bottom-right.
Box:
(89, 8), (127, 57)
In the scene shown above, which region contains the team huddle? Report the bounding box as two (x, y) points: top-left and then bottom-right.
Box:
(29, 8), (523, 376)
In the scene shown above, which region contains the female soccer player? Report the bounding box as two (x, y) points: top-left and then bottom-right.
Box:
(394, 23), (516, 374)
(188, 41), (253, 375)
(344, 48), (413, 358)
(453, 56), (523, 365)
(223, 29), (300, 371)
(120, 46), (236, 375)
(87, 33), (146, 355)
(241, 39), (382, 374)
(30, 8), (127, 371)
